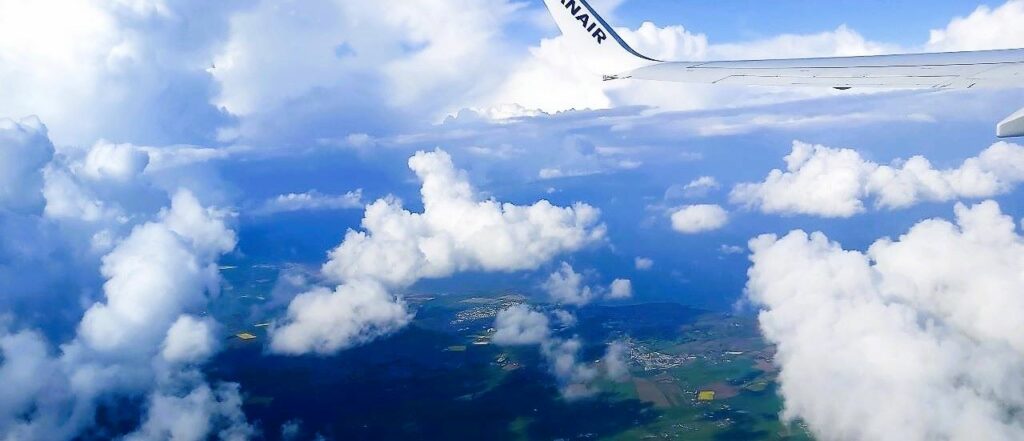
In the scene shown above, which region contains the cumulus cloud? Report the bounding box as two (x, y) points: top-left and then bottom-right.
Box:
(634, 257), (654, 271)
(746, 201), (1024, 441)
(252, 189), (363, 216)
(161, 316), (218, 365)
(731, 141), (1024, 217)
(493, 304), (551, 346)
(0, 327), (59, 432)
(272, 149), (605, 354)
(79, 141), (150, 182)
(543, 263), (597, 306)
(322, 149), (605, 288)
(927, 0), (1024, 51)
(607, 279), (633, 300)
(0, 186), (249, 440)
(125, 382), (254, 441)
(269, 280), (412, 355)
(0, 117), (54, 214)
(543, 262), (632, 306)
(77, 191), (234, 356)
(493, 304), (621, 400)
(670, 204), (729, 234)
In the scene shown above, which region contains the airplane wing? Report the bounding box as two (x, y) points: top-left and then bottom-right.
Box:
(627, 51), (1024, 90)
(542, 0), (1024, 137)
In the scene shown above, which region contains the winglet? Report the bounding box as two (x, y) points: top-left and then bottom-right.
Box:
(541, 0), (660, 77)
(997, 106), (1024, 138)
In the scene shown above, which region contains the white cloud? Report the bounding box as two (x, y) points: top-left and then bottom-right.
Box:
(543, 262), (597, 306)
(253, 190), (363, 216)
(493, 305), (629, 399)
(0, 117), (54, 214)
(272, 149), (605, 354)
(542, 262), (631, 306)
(608, 279), (633, 300)
(681, 176), (720, 199)
(670, 204), (729, 234)
(125, 382), (254, 441)
(269, 281), (412, 355)
(541, 337), (599, 400)
(493, 304), (551, 346)
(0, 327), (59, 432)
(927, 0), (1024, 51)
(79, 141), (150, 182)
(77, 190), (234, 355)
(602, 341), (629, 381)
(745, 201), (1024, 441)
(731, 141), (1024, 217)
(211, 0), (523, 142)
(322, 149), (605, 288)
(161, 316), (218, 365)
(634, 257), (654, 270)
(0, 0), (239, 145)
(0, 184), (248, 440)
(552, 309), (577, 328)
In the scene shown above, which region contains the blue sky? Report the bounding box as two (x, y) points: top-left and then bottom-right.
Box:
(612, 0), (988, 45)
(3, 0), (1024, 439)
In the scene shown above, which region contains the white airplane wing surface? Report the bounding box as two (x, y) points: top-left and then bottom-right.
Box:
(542, 0), (1024, 137)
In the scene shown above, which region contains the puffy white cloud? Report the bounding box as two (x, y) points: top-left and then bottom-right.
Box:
(270, 280), (412, 355)
(0, 183), (247, 440)
(927, 0), (1024, 51)
(670, 204), (729, 234)
(634, 257), (654, 271)
(273, 149), (604, 354)
(253, 189), (363, 216)
(543, 262), (632, 306)
(161, 191), (237, 259)
(493, 304), (551, 346)
(161, 316), (218, 365)
(77, 190), (234, 356)
(41, 167), (116, 222)
(78, 141), (150, 182)
(0, 117), (54, 214)
(322, 149), (605, 288)
(732, 141), (1024, 217)
(607, 279), (633, 300)
(0, 327), (59, 431)
(745, 201), (1024, 441)
(543, 262), (597, 306)
(125, 382), (254, 441)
